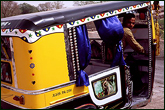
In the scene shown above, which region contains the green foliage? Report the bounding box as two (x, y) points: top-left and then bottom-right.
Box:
(19, 3), (39, 14)
(158, 19), (164, 39)
(158, 19), (164, 30)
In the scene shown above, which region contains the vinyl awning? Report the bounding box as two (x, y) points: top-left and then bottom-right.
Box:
(1, 1), (149, 31)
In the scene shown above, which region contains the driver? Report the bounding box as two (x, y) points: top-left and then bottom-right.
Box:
(122, 13), (145, 54)
(122, 13), (147, 95)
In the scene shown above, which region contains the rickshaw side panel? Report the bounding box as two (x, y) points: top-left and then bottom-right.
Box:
(12, 33), (70, 90)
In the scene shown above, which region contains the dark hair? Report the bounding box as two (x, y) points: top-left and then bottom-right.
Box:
(123, 13), (135, 26)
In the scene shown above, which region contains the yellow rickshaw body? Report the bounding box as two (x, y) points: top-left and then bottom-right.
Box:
(1, 32), (89, 109)
(1, 1), (159, 109)
(12, 33), (70, 90)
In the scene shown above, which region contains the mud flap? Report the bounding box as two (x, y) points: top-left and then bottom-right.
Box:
(88, 66), (122, 106)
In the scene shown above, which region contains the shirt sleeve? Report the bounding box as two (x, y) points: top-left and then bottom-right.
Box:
(124, 28), (145, 53)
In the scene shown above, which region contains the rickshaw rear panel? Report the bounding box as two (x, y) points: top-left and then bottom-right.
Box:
(12, 33), (70, 90)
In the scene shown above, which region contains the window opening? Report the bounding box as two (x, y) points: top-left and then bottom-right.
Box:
(1, 62), (12, 84)
(1, 37), (11, 60)
(84, 9), (150, 97)
(85, 16), (125, 75)
(1, 37), (12, 84)
(118, 9), (150, 97)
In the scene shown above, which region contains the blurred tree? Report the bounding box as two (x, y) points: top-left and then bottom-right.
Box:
(73, 1), (109, 6)
(73, 1), (96, 6)
(52, 1), (65, 9)
(37, 1), (65, 11)
(1, 1), (21, 18)
(38, 2), (52, 11)
(19, 3), (39, 14)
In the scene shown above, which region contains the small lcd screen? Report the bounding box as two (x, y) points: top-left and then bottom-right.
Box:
(92, 73), (117, 100)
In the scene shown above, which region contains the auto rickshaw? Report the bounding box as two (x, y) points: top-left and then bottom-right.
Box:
(1, 1), (160, 109)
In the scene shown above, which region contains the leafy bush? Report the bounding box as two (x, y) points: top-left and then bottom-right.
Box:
(158, 19), (164, 39)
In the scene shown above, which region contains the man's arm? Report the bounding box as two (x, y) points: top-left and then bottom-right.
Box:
(124, 28), (145, 53)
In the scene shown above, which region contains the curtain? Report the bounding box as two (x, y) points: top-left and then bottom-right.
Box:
(76, 25), (91, 86)
(94, 16), (126, 67)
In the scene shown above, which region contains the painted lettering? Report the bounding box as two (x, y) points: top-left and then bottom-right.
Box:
(52, 92), (61, 97)
(62, 90), (66, 94)
(67, 89), (72, 93)
(52, 89), (72, 97)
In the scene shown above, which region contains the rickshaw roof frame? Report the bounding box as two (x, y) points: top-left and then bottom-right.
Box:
(1, 1), (149, 31)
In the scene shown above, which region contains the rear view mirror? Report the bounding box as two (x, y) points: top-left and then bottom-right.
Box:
(139, 13), (146, 20)
(137, 8), (147, 20)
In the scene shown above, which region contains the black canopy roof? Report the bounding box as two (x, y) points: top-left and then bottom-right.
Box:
(1, 1), (149, 31)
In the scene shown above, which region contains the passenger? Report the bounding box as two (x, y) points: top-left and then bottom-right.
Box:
(122, 13), (147, 95)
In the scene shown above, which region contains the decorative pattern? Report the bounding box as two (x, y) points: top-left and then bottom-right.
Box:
(68, 27), (77, 80)
(30, 63), (35, 69)
(67, 2), (149, 28)
(147, 4), (152, 99)
(32, 81), (36, 85)
(1, 25), (64, 43)
(28, 50), (32, 54)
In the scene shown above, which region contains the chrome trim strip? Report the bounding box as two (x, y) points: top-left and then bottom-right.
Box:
(1, 80), (76, 95)
(1, 99), (28, 109)
(1, 93), (89, 109)
(9, 37), (18, 88)
(1, 66), (118, 95)
(72, 27), (80, 72)
(68, 27), (77, 80)
(147, 3), (152, 99)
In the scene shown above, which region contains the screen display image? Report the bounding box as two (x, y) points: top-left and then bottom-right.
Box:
(92, 74), (117, 100)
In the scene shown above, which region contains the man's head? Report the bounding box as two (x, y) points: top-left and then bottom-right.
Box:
(123, 13), (135, 29)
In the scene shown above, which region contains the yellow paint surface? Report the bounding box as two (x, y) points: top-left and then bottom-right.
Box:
(12, 33), (70, 90)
